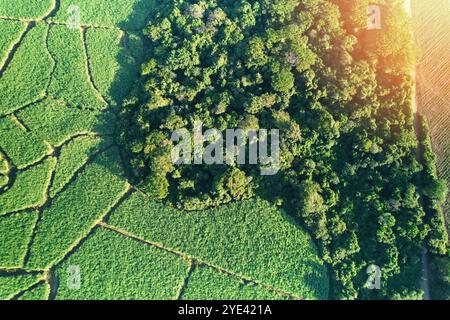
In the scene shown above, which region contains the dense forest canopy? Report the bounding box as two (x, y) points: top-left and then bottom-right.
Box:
(119, 0), (448, 299)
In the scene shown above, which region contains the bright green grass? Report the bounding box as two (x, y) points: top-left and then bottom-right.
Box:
(0, 273), (44, 300)
(109, 194), (329, 299)
(182, 264), (289, 300)
(52, 0), (156, 30)
(0, 20), (26, 68)
(0, 24), (52, 116)
(17, 282), (49, 300)
(0, 0), (54, 19)
(0, 212), (38, 267)
(0, 158), (56, 215)
(0, 117), (50, 169)
(47, 26), (107, 110)
(26, 148), (129, 269)
(50, 135), (111, 197)
(16, 98), (115, 145)
(55, 228), (189, 300)
(85, 28), (141, 104)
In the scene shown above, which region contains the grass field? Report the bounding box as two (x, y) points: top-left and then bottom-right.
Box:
(413, 0), (450, 216)
(0, 1), (328, 300)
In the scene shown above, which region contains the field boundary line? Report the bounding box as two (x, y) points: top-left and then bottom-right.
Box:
(99, 222), (303, 300)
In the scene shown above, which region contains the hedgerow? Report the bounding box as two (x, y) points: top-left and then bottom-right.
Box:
(16, 98), (115, 145)
(0, 158), (56, 215)
(0, 0), (54, 19)
(182, 265), (289, 300)
(26, 148), (129, 269)
(0, 20), (26, 67)
(108, 192), (329, 299)
(0, 212), (38, 267)
(50, 135), (110, 197)
(55, 228), (189, 300)
(51, 0), (156, 30)
(47, 26), (107, 111)
(0, 24), (52, 116)
(85, 28), (141, 105)
(0, 273), (44, 300)
(0, 117), (50, 169)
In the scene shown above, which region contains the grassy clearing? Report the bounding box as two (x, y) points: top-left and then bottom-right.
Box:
(0, 0), (54, 19)
(47, 26), (107, 110)
(51, 0), (156, 30)
(0, 24), (52, 116)
(17, 282), (49, 300)
(16, 98), (115, 145)
(0, 212), (38, 267)
(0, 117), (50, 169)
(55, 228), (189, 300)
(50, 135), (110, 197)
(0, 20), (26, 68)
(26, 148), (129, 270)
(85, 28), (141, 104)
(0, 273), (44, 299)
(109, 193), (329, 299)
(0, 158), (56, 215)
(183, 264), (289, 300)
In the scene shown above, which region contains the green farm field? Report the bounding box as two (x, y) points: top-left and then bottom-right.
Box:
(0, 0), (328, 300)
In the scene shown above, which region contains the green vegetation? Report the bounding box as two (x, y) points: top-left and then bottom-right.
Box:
(16, 98), (115, 145)
(47, 26), (107, 110)
(85, 28), (142, 105)
(0, 20), (26, 67)
(0, 212), (38, 267)
(118, 0), (445, 299)
(52, 0), (156, 30)
(17, 282), (49, 300)
(26, 148), (129, 269)
(0, 24), (52, 116)
(0, 0), (54, 19)
(55, 228), (189, 300)
(0, 273), (44, 300)
(182, 265), (289, 300)
(0, 158), (55, 215)
(0, 117), (50, 169)
(430, 254), (450, 300)
(50, 135), (110, 197)
(109, 192), (329, 299)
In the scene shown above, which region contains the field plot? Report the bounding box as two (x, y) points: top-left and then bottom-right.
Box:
(182, 265), (289, 300)
(0, 0), (327, 300)
(0, 24), (52, 116)
(51, 0), (156, 30)
(108, 193), (329, 299)
(0, 0), (54, 19)
(413, 0), (450, 214)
